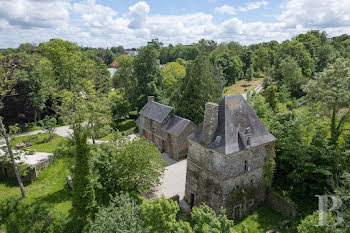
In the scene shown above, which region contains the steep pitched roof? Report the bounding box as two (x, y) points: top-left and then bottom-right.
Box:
(189, 94), (276, 155)
(161, 115), (191, 137)
(139, 101), (173, 123)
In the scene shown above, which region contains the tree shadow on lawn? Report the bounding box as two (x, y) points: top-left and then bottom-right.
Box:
(0, 177), (31, 188)
(38, 187), (72, 205)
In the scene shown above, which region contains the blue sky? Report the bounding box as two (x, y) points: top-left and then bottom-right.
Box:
(1, 0), (350, 48)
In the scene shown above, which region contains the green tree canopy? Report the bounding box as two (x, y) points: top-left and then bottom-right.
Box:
(89, 193), (146, 233)
(304, 58), (350, 145)
(161, 61), (186, 98)
(92, 138), (167, 204)
(133, 45), (163, 110)
(175, 55), (222, 124)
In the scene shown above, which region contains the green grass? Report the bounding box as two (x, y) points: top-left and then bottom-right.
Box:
(10, 133), (68, 153)
(20, 125), (42, 133)
(224, 78), (263, 96)
(233, 204), (287, 233)
(0, 157), (72, 224)
(98, 119), (137, 140)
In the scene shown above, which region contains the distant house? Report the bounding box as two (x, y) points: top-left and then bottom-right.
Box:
(125, 50), (138, 56)
(107, 68), (117, 78)
(109, 60), (119, 68)
(136, 97), (197, 161)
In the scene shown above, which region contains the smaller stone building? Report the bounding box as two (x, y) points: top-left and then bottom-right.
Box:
(184, 94), (276, 219)
(136, 97), (197, 161)
(0, 151), (54, 182)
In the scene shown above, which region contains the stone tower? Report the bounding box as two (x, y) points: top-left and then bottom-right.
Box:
(184, 94), (276, 219)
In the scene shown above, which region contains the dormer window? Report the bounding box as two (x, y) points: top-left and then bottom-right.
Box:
(244, 127), (252, 146)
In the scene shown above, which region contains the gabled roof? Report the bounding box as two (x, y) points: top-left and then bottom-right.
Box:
(161, 115), (191, 137)
(139, 101), (173, 123)
(189, 94), (276, 155)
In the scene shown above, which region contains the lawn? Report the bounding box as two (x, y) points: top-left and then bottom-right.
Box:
(233, 204), (287, 233)
(224, 78), (264, 96)
(98, 119), (137, 140)
(10, 133), (68, 153)
(20, 125), (42, 133)
(0, 157), (72, 229)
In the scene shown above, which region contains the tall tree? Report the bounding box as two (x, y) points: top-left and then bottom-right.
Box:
(175, 55), (222, 124)
(133, 45), (163, 110)
(304, 58), (350, 145)
(0, 56), (26, 198)
(60, 91), (96, 221)
(161, 61), (186, 99)
(215, 52), (243, 85)
(279, 56), (307, 98)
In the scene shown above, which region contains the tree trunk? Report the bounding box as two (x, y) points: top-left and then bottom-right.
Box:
(0, 117), (26, 198)
(330, 106), (338, 146)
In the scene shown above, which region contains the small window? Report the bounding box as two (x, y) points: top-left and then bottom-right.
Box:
(214, 136), (221, 145)
(250, 179), (254, 184)
(236, 185), (239, 189)
(246, 136), (251, 146)
(244, 160), (248, 171)
(264, 157), (267, 162)
(190, 193), (195, 209)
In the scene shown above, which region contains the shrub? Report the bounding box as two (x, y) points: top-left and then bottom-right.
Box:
(0, 195), (21, 225)
(89, 193), (146, 233)
(5, 203), (64, 233)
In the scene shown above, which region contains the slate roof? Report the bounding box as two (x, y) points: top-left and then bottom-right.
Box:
(139, 101), (173, 123)
(161, 115), (191, 137)
(188, 94), (276, 155)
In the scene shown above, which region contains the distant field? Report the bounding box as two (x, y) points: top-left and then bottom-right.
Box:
(224, 78), (263, 96)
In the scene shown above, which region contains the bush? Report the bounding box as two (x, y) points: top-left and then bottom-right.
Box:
(89, 193), (146, 233)
(0, 195), (21, 225)
(5, 203), (64, 233)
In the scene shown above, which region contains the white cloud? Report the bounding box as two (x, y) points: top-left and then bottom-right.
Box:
(1, 0), (350, 49)
(128, 1), (150, 29)
(214, 5), (236, 15)
(239, 1), (268, 12)
(72, 0), (118, 28)
(278, 0), (350, 28)
(0, 0), (70, 28)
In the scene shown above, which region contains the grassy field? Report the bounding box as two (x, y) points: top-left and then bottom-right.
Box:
(0, 157), (72, 230)
(98, 119), (137, 140)
(233, 204), (287, 233)
(10, 133), (68, 153)
(224, 78), (263, 96)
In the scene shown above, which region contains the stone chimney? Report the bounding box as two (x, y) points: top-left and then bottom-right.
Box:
(201, 102), (219, 145)
(148, 96), (155, 102)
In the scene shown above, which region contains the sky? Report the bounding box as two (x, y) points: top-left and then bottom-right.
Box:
(1, 0), (350, 48)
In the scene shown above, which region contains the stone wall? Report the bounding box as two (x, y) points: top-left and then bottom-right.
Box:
(187, 140), (272, 181)
(185, 140), (275, 219)
(175, 122), (197, 160)
(0, 155), (54, 182)
(265, 191), (297, 218)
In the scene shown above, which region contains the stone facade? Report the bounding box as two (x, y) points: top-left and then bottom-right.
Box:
(137, 97), (197, 160)
(184, 95), (276, 219)
(0, 154), (54, 182)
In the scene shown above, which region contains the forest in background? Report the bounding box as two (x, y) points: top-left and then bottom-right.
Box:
(0, 30), (349, 232)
